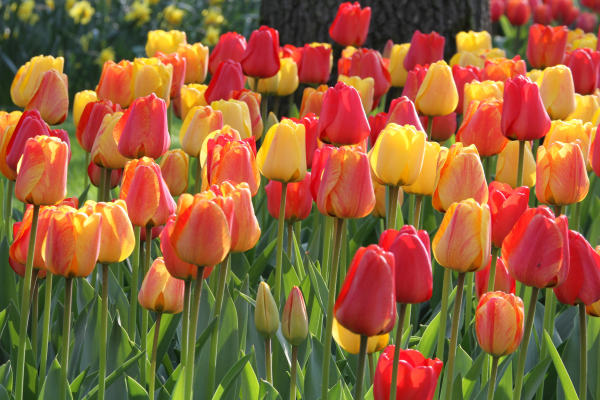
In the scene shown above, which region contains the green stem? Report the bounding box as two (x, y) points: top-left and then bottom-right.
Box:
(354, 335), (368, 400)
(465, 272), (473, 335)
(338, 219), (347, 295)
(444, 272), (466, 400)
(514, 25), (522, 56)
(185, 266), (205, 400)
(436, 268), (452, 360)
(140, 226), (152, 390)
(487, 357), (499, 400)
(414, 196), (423, 230)
(181, 281), (191, 371)
(536, 288), (555, 400)
(31, 275), (39, 370)
(426, 116), (433, 141)
(38, 272), (52, 388)
(487, 247), (500, 292)
(571, 202), (581, 232)
(274, 183), (288, 306)
(207, 254), (230, 398)
(513, 287), (540, 400)
(516, 141), (525, 188)
(579, 303), (587, 400)
(98, 265), (109, 400)
(484, 157), (491, 184)
(294, 221), (301, 249)
(265, 338), (272, 383)
(168, 101), (173, 138)
(103, 168), (112, 202)
(322, 216), (334, 284)
(408, 193), (415, 227)
(98, 166), (106, 203)
(4, 179), (13, 241)
(59, 277), (73, 400)
(149, 313), (162, 400)
(273, 96), (280, 119)
(290, 346), (298, 400)
(84, 152), (90, 191)
(368, 353), (375, 387)
(321, 217), (344, 400)
(261, 92), (268, 136)
(14, 204), (39, 400)
(194, 157), (202, 195)
(389, 303), (408, 400)
(287, 223), (293, 257)
(288, 94), (294, 117)
(388, 186), (399, 230)
(128, 226), (141, 340)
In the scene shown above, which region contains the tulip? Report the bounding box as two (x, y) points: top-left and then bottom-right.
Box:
(346, 48), (392, 101)
(208, 32), (247, 75)
(297, 43), (332, 85)
(177, 43), (209, 84)
(155, 51), (186, 99)
(115, 94), (171, 159)
(310, 146), (336, 201)
(329, 2), (371, 47)
(76, 100), (121, 153)
(255, 281), (279, 339)
(543, 119), (593, 166)
(538, 65), (577, 120)
(218, 181), (261, 253)
(318, 82), (370, 146)
(450, 51), (486, 69)
(452, 65), (482, 115)
(481, 57), (527, 81)
(432, 143), (488, 213)
(257, 119), (306, 183)
(96, 60), (133, 108)
(527, 69), (543, 82)
(488, 181), (530, 248)
(475, 292), (525, 357)
(402, 64), (429, 102)
(247, 71), (279, 96)
(88, 163), (123, 190)
(534, 3), (553, 24)
(491, 0), (506, 21)
(403, 31), (445, 72)
(386, 96), (424, 131)
(337, 75), (375, 114)
(241, 26), (280, 79)
(266, 172), (312, 223)
(11, 55), (63, 108)
(571, 33), (597, 50)
(299, 85), (327, 118)
(475, 256), (516, 299)
(230, 90), (263, 139)
(73, 90), (98, 127)
(160, 220), (214, 281)
(179, 84), (208, 120)
(281, 286), (308, 346)
(388, 43), (411, 87)
(457, 31), (492, 53)
(507, 0), (531, 25)
(138, 257), (185, 313)
(159, 149), (189, 197)
(567, 94), (600, 123)
(369, 112), (388, 147)
(275, 58), (299, 97)
(317, 146), (375, 219)
(457, 99), (508, 157)
(179, 105), (223, 159)
(91, 112), (130, 170)
(526, 24), (568, 69)
(210, 99), (252, 139)
(536, 140), (589, 206)
(0, 111), (22, 181)
(284, 113), (318, 168)
(15, 136), (68, 206)
(502, 75), (551, 141)
(402, 141), (443, 197)
(419, 114), (458, 142)
(332, 318), (389, 354)
(120, 157), (177, 227)
(495, 140), (537, 188)
(415, 61), (459, 117)
(131, 58), (173, 105)
(374, 347), (443, 400)
(335, 244), (396, 336)
(145, 29), (186, 57)
(565, 48), (600, 95)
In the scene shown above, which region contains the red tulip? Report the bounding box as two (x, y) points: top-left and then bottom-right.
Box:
(386, 96), (423, 130)
(265, 172), (312, 223)
(329, 2), (371, 47)
(475, 256), (516, 300)
(506, 0), (531, 26)
(533, 4), (553, 25)
(205, 60), (245, 104)
(87, 162), (123, 189)
(565, 48), (600, 95)
(403, 31), (445, 72)
(550, 0), (579, 25)
(369, 112), (388, 148)
(297, 44), (332, 85)
(452, 65), (482, 115)
(501, 75), (551, 141)
(310, 146), (335, 202)
(492, 0), (506, 22)
(347, 48), (392, 101)
(526, 24), (568, 70)
(208, 32), (247, 75)
(155, 51), (187, 99)
(6, 110), (52, 174)
(283, 113), (319, 168)
(577, 12), (598, 33)
(488, 181), (530, 249)
(419, 113), (457, 142)
(456, 100), (507, 157)
(76, 100), (121, 153)
(96, 60), (133, 108)
(240, 26), (280, 79)
(401, 65), (429, 103)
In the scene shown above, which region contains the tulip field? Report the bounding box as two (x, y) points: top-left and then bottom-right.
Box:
(7, 0), (600, 400)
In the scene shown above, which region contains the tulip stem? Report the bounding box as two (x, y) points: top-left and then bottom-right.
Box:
(436, 267), (452, 360)
(321, 217), (344, 400)
(274, 96), (280, 119)
(287, 223), (293, 257)
(338, 219), (348, 295)
(38, 272), (52, 388)
(59, 277), (73, 400)
(128, 226), (141, 341)
(516, 141), (525, 188)
(181, 281), (191, 370)
(444, 272), (466, 400)
(579, 303), (587, 400)
(572, 202), (581, 232)
(140, 226), (152, 390)
(513, 26), (522, 56)
(555, 206), (562, 217)
(536, 288), (555, 400)
(4, 179), (13, 241)
(484, 157), (491, 184)
(322, 216), (334, 283)
(354, 335), (368, 400)
(103, 168), (112, 201)
(290, 345), (298, 400)
(207, 254), (230, 398)
(185, 266), (205, 400)
(265, 338), (272, 383)
(513, 286), (540, 400)
(98, 166), (106, 202)
(388, 186), (400, 230)
(84, 152), (90, 191)
(389, 303), (408, 400)
(414, 196), (423, 230)
(98, 264), (109, 400)
(369, 353), (375, 387)
(194, 158), (202, 194)
(274, 183), (288, 306)
(14, 204), (39, 400)
(149, 313), (162, 400)
(487, 357), (499, 400)
(465, 272), (474, 334)
(288, 94), (295, 117)
(31, 273), (39, 370)
(408, 194), (415, 226)
(426, 116), (434, 141)
(261, 94), (268, 136)
(487, 247), (500, 292)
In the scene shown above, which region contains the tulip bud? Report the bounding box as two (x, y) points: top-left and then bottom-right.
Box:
(388, 43), (411, 87)
(96, 60), (133, 108)
(266, 172), (312, 223)
(209, 32), (247, 75)
(241, 26), (280, 79)
(476, 292), (525, 357)
(297, 43), (332, 85)
(450, 50), (485, 69)
(88, 163), (123, 190)
(345, 48), (391, 101)
(257, 119), (307, 183)
(526, 24), (568, 69)
(139, 258), (185, 314)
(179, 84), (208, 121)
(495, 140), (536, 188)
(216, 181), (261, 253)
(281, 286), (308, 346)
(159, 149), (189, 197)
(131, 58), (173, 106)
(299, 85), (328, 118)
(488, 181), (530, 249)
(452, 65), (482, 115)
(284, 113), (318, 169)
(210, 99), (252, 139)
(463, 80), (504, 116)
(402, 142), (443, 197)
(0, 111), (22, 181)
(73, 90), (98, 127)
(255, 282), (280, 339)
(457, 99), (508, 157)
(91, 112), (130, 170)
(491, 0), (505, 21)
(475, 256), (516, 300)
(333, 318), (388, 355)
(404, 30), (445, 72)
(457, 31), (492, 53)
(568, 94), (600, 123)
(179, 105), (223, 159)
(329, 2), (371, 47)
(145, 30), (186, 57)
(76, 100), (121, 153)
(415, 61), (459, 117)
(501, 75), (551, 141)
(276, 58), (299, 97)
(506, 0), (531, 25)
(155, 51), (186, 99)
(544, 119), (593, 165)
(337, 75), (375, 114)
(482, 58), (527, 82)
(177, 42), (209, 84)
(368, 112), (388, 148)
(537, 65), (577, 120)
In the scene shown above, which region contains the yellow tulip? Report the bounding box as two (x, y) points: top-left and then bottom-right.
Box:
(332, 318), (389, 354)
(210, 99), (252, 139)
(338, 74), (374, 113)
(538, 65), (577, 120)
(495, 140), (536, 189)
(463, 80), (504, 115)
(198, 125), (241, 167)
(73, 90), (98, 128)
(573, 34), (597, 50)
(456, 30), (492, 53)
(567, 28), (586, 46)
(179, 105), (223, 158)
(11, 55), (64, 108)
(179, 84), (208, 121)
(449, 51), (485, 69)
(247, 73), (280, 95)
(177, 43), (209, 84)
(568, 94), (600, 124)
(131, 57), (173, 105)
(388, 43), (410, 87)
(91, 112), (130, 170)
(403, 141), (444, 197)
(527, 69), (543, 84)
(415, 60), (458, 117)
(145, 29), (187, 57)
(276, 58), (299, 97)
(478, 47), (506, 60)
(257, 119), (306, 183)
(544, 119), (593, 166)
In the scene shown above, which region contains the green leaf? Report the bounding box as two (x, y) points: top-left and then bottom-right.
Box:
(235, 291), (256, 307)
(163, 364), (182, 394)
(7, 301), (37, 400)
(417, 311), (440, 359)
(169, 366), (185, 400)
(451, 373), (464, 400)
(78, 184), (91, 206)
(240, 354), (259, 400)
(282, 252), (300, 303)
(258, 380), (281, 400)
(81, 351), (146, 400)
(462, 351), (486, 400)
(292, 231), (305, 280)
(231, 252), (252, 281)
(125, 375), (149, 400)
(543, 330), (579, 400)
(0, 238), (17, 313)
(211, 353), (252, 400)
(248, 239), (277, 286)
(146, 313), (181, 380)
(348, 219), (376, 258)
(521, 356), (552, 400)
(327, 381), (343, 400)
(0, 361), (12, 394)
(0, 384), (8, 400)
(70, 365), (91, 400)
(304, 334), (341, 400)
(38, 358), (73, 400)
(475, 355), (515, 400)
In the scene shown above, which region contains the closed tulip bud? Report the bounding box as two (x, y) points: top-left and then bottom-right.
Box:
(11, 55), (63, 108)
(476, 292), (524, 357)
(538, 65), (577, 120)
(0, 111), (22, 181)
(491, 0), (505, 22)
(415, 61), (458, 117)
(160, 220), (214, 281)
(159, 149), (189, 196)
(247, 73), (279, 96)
(257, 119), (307, 183)
(145, 30), (187, 57)
(452, 65), (482, 115)
(299, 85), (328, 118)
(241, 26), (280, 79)
(333, 318), (388, 354)
(335, 245), (395, 336)
(120, 157), (176, 227)
(369, 112), (388, 148)
(116, 94), (171, 159)
(450, 51), (485, 69)
(337, 75), (375, 114)
(266, 172), (312, 223)
(281, 286), (308, 346)
(131, 58), (173, 106)
(179, 84), (208, 121)
(536, 140), (589, 206)
(496, 140), (537, 188)
(76, 100), (121, 153)
(91, 112), (129, 170)
(402, 142), (443, 197)
(565, 48), (600, 96)
(369, 124), (427, 187)
(255, 282), (279, 339)
(577, 11), (597, 33)
(208, 32), (247, 75)
(297, 43), (332, 85)
(177, 43), (209, 84)
(463, 80), (503, 115)
(488, 181), (530, 248)
(139, 258), (185, 314)
(457, 100), (508, 157)
(310, 146), (335, 201)
(544, 119), (593, 166)
(179, 105), (223, 158)
(215, 181), (261, 253)
(231, 89), (263, 139)
(388, 43), (411, 87)
(96, 60), (133, 108)
(527, 69), (543, 82)
(386, 96), (424, 131)
(318, 82), (370, 146)
(329, 2), (370, 47)
(526, 25), (568, 69)
(568, 94), (600, 124)
(73, 90), (98, 128)
(457, 31), (492, 53)
(432, 143), (488, 213)
(15, 136), (68, 206)
(211, 99), (252, 139)
(317, 146), (375, 219)
(346, 48), (392, 101)
(507, 0), (531, 25)
(44, 208), (102, 278)
(88, 163), (122, 190)
(284, 113), (319, 168)
(534, 3), (553, 24)
(420, 113), (458, 142)
(475, 256), (516, 299)
(404, 31), (445, 72)
(481, 58), (527, 81)
(155, 51), (186, 99)
(276, 58), (299, 97)
(502, 75), (551, 141)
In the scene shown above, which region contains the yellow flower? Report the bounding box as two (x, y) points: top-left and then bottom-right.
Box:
(202, 7), (224, 25)
(527, 69), (543, 84)
(164, 4), (184, 26)
(338, 75), (374, 113)
(45, 0), (54, 10)
(456, 30), (492, 53)
(64, 0), (74, 9)
(573, 34), (597, 50)
(17, 0), (34, 22)
(68, 0), (95, 25)
(125, 0), (151, 26)
(202, 26), (220, 46)
(96, 47), (115, 66)
(145, 29), (186, 56)
(478, 47), (506, 60)
(567, 28), (586, 46)
(449, 51), (485, 69)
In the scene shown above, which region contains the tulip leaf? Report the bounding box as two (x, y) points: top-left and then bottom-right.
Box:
(7, 301), (37, 400)
(305, 258), (326, 316)
(305, 224), (321, 267)
(364, 386), (374, 400)
(107, 267), (131, 332)
(125, 374), (149, 400)
(38, 358), (73, 400)
(231, 252), (252, 281)
(544, 330), (579, 400)
(211, 353), (252, 400)
(240, 352), (259, 400)
(0, 239), (18, 313)
(282, 252), (300, 302)
(495, 356), (512, 400)
(70, 364), (91, 400)
(0, 362), (12, 394)
(0, 384), (8, 400)
(258, 380), (281, 400)
(248, 239), (277, 286)
(348, 219), (376, 259)
(451, 373), (463, 400)
(81, 350), (146, 400)
(169, 366), (185, 400)
(474, 355), (514, 400)
(292, 232), (306, 280)
(521, 356), (552, 400)
(557, 310), (582, 400)
(462, 351), (486, 400)
(304, 334), (341, 400)
(162, 364), (182, 394)
(77, 184), (91, 207)
(235, 290), (256, 308)
(146, 313), (181, 381)
(587, 316), (600, 398)
(416, 311), (441, 359)
(327, 381), (343, 400)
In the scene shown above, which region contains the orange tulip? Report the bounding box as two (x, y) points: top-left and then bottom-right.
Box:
(155, 51), (187, 99)
(90, 112), (130, 170)
(159, 149), (189, 197)
(177, 43), (209, 84)
(299, 85), (328, 118)
(96, 60), (134, 108)
(160, 220), (214, 281)
(475, 292), (524, 357)
(536, 140), (589, 206)
(456, 99), (508, 157)
(139, 257), (185, 313)
(217, 181), (261, 253)
(543, 119), (593, 166)
(432, 143), (488, 213)
(15, 136), (68, 206)
(433, 198), (491, 273)
(266, 172), (313, 223)
(0, 111), (22, 181)
(481, 57), (527, 81)
(76, 100), (121, 153)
